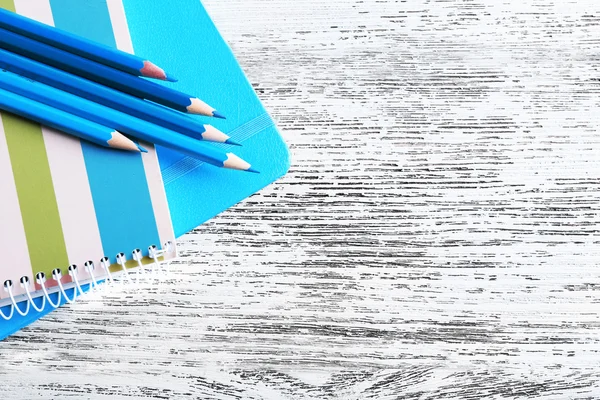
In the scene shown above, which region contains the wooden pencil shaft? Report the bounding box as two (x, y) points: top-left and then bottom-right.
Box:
(0, 69), (231, 167)
(0, 27), (195, 112)
(0, 8), (169, 80)
(0, 48), (214, 141)
(0, 85), (128, 149)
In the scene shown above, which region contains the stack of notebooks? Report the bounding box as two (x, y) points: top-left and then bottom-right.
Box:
(0, 0), (289, 340)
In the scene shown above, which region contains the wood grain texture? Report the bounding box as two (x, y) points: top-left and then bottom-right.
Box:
(1, 0), (600, 398)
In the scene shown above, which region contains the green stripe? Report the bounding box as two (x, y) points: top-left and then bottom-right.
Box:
(0, 0), (14, 12)
(2, 114), (69, 278)
(0, 0), (69, 278)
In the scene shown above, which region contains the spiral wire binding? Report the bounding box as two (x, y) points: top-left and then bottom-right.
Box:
(0, 241), (175, 321)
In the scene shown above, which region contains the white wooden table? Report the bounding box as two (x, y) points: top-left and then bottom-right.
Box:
(2, 0), (600, 398)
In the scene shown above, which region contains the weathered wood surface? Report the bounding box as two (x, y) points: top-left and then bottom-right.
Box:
(2, 0), (600, 398)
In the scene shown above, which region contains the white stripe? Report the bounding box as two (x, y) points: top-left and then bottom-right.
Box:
(105, 0), (135, 54)
(138, 142), (176, 249)
(12, 0), (53, 24)
(42, 127), (105, 278)
(107, 0), (176, 250)
(14, 0), (104, 280)
(0, 116), (32, 298)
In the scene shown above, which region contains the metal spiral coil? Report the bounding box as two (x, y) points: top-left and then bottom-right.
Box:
(0, 241), (175, 321)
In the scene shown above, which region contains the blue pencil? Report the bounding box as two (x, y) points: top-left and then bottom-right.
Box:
(0, 69), (257, 173)
(0, 85), (144, 153)
(0, 48), (237, 145)
(0, 8), (176, 82)
(0, 27), (224, 118)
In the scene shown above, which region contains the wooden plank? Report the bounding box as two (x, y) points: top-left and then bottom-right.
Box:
(0, 0), (599, 398)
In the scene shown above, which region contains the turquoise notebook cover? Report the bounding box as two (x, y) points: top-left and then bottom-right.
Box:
(125, 0), (290, 237)
(0, 0), (288, 340)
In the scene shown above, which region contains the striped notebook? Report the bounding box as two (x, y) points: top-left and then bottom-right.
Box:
(0, 0), (290, 340)
(0, 0), (176, 339)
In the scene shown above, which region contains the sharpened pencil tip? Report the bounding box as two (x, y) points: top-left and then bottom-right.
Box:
(165, 74), (178, 82)
(201, 125), (233, 144)
(212, 110), (226, 119)
(137, 144), (148, 153)
(187, 98), (220, 116)
(223, 152), (254, 171)
(246, 167), (260, 174)
(141, 61), (174, 82)
(225, 138), (242, 146)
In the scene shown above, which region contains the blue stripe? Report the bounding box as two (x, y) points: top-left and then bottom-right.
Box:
(49, 0), (160, 262)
